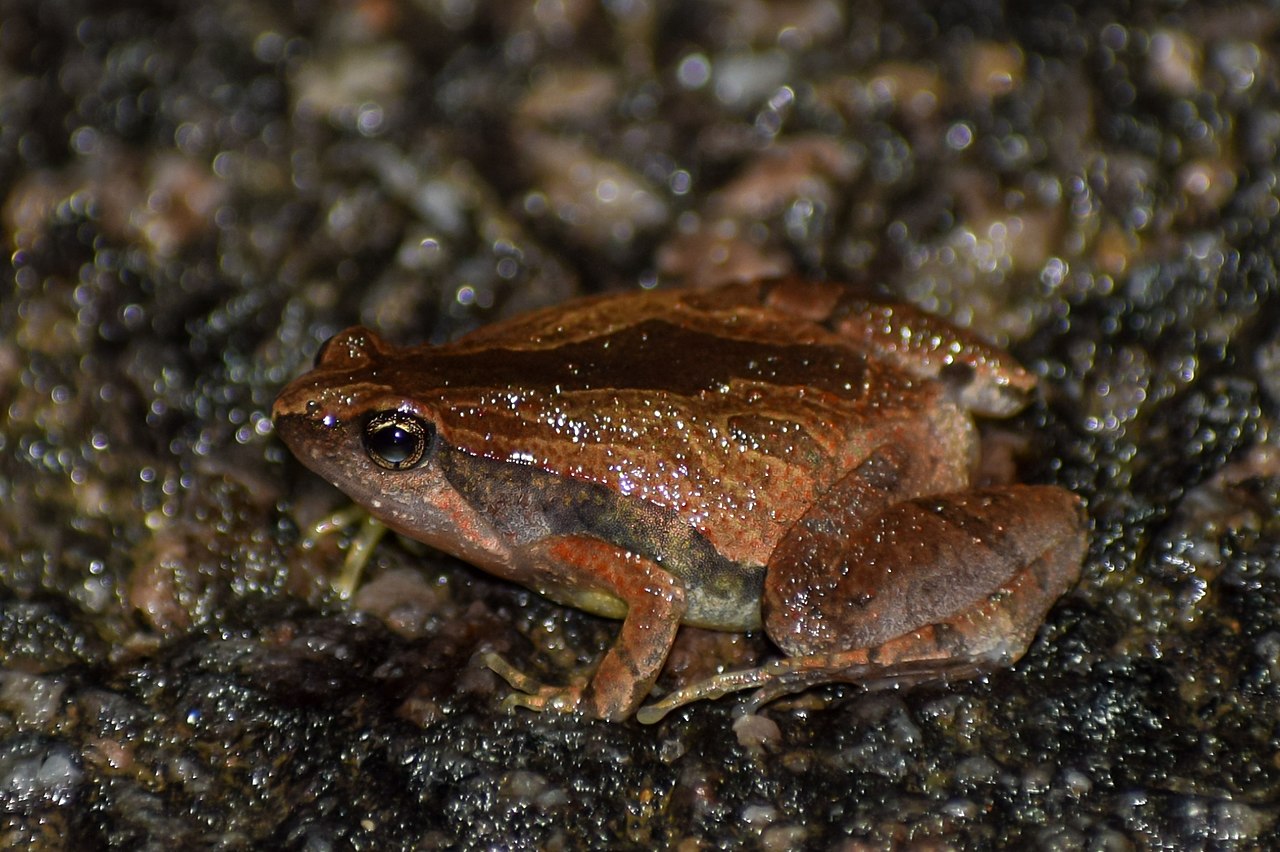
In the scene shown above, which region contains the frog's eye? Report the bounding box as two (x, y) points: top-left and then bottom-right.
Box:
(362, 412), (433, 470)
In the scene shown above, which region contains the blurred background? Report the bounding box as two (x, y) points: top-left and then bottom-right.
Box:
(2, 1), (1279, 847)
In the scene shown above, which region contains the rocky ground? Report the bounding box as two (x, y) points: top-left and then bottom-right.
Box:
(2, 0), (1280, 848)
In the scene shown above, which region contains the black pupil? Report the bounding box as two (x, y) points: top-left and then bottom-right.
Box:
(364, 414), (429, 469)
(371, 424), (415, 463)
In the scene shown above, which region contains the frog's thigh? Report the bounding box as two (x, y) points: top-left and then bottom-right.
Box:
(528, 535), (688, 720)
(761, 441), (962, 652)
(764, 484), (1086, 663)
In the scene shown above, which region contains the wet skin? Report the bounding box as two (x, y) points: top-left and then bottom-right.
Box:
(273, 278), (1087, 722)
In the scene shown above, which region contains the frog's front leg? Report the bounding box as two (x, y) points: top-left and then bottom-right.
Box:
(485, 535), (687, 721)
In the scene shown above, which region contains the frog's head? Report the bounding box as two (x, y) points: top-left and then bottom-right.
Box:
(272, 327), (504, 559)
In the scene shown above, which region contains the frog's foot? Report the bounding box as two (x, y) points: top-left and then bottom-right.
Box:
(301, 506), (388, 599)
(482, 652), (586, 715)
(636, 645), (980, 724)
(636, 661), (778, 724)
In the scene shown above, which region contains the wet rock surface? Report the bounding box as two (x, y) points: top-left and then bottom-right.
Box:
(3, 0), (1280, 847)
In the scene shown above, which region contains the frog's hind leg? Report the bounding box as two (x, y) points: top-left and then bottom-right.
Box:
(637, 484), (1086, 724)
(637, 568), (1038, 725)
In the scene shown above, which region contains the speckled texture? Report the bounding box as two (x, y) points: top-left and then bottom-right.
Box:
(2, 0), (1279, 848)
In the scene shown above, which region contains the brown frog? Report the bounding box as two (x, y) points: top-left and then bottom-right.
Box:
(272, 278), (1087, 723)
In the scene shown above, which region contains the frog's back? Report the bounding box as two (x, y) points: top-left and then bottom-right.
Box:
(383, 283), (938, 566)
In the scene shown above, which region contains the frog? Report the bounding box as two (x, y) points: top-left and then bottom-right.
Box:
(272, 278), (1087, 723)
